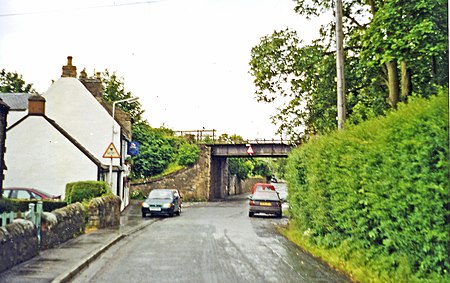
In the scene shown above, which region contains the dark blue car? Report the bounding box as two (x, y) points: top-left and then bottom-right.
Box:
(141, 189), (182, 217)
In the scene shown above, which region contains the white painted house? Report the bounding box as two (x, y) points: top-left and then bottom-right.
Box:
(3, 57), (133, 209)
(3, 95), (103, 199)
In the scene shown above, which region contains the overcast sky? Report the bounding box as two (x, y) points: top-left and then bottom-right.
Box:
(0, 0), (329, 140)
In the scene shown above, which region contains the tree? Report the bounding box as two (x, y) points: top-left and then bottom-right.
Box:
(0, 69), (36, 93)
(101, 70), (144, 122)
(130, 121), (175, 178)
(251, 159), (273, 179)
(218, 133), (245, 144)
(249, 0), (448, 140)
(228, 158), (253, 180)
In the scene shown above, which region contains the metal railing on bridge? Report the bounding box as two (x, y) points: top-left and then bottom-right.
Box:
(174, 129), (293, 145)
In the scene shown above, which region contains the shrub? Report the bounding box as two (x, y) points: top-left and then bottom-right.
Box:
(65, 181), (110, 204)
(130, 189), (146, 200)
(178, 143), (200, 166)
(286, 92), (449, 281)
(0, 198), (66, 212)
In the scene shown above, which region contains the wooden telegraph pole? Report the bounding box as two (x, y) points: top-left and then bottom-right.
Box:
(335, 0), (346, 129)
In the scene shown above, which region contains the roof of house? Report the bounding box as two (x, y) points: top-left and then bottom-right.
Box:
(7, 113), (112, 171)
(0, 93), (32, 110)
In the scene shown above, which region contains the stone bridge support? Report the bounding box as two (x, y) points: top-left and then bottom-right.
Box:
(209, 157), (228, 200)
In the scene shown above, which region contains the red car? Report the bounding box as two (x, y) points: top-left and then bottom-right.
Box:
(2, 187), (61, 200)
(251, 183), (276, 194)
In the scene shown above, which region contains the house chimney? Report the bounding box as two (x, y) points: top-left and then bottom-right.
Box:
(28, 95), (46, 115)
(61, 56), (77, 78)
(79, 70), (104, 98)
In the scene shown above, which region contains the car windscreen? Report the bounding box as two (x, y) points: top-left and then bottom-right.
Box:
(148, 190), (173, 199)
(252, 191), (280, 201)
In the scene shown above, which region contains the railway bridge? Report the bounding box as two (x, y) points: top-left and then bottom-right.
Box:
(207, 141), (293, 200)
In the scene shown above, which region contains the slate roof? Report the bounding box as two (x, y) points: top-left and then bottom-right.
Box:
(0, 93), (32, 110)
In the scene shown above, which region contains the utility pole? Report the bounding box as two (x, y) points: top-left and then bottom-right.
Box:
(335, 0), (346, 129)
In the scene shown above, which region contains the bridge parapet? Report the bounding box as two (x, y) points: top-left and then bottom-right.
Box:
(209, 143), (292, 157)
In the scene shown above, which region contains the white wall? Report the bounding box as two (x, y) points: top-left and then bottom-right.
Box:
(43, 78), (121, 167)
(6, 111), (27, 126)
(4, 116), (98, 198)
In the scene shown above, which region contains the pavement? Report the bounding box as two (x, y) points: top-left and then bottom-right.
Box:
(0, 200), (158, 283)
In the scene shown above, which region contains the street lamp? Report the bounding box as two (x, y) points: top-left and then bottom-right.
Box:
(109, 97), (139, 186)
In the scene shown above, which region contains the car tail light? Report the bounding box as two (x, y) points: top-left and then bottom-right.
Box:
(277, 201), (281, 207)
(249, 200), (255, 206)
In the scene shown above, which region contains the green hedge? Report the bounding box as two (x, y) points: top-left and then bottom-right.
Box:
(0, 198), (67, 213)
(286, 92), (449, 282)
(65, 181), (110, 204)
(178, 143), (200, 166)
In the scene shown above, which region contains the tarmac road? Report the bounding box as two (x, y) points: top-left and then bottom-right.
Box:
(70, 196), (350, 283)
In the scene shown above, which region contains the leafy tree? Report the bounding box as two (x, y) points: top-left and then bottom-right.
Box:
(0, 69), (36, 93)
(228, 158), (253, 180)
(101, 70), (144, 122)
(130, 121), (174, 178)
(218, 133), (245, 144)
(251, 159), (273, 179)
(250, 0), (448, 141)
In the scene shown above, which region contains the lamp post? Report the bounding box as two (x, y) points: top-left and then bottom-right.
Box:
(109, 97), (139, 187)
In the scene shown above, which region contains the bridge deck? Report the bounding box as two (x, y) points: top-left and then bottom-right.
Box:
(208, 143), (292, 157)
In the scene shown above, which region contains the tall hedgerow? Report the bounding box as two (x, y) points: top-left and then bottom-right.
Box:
(286, 91), (449, 282)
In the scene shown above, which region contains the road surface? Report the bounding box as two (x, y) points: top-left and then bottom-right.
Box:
(71, 196), (350, 283)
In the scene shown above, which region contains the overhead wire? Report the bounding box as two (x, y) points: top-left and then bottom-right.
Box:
(0, 0), (165, 17)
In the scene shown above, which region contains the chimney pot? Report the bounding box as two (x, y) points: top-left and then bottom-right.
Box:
(28, 95), (46, 115)
(62, 56), (77, 78)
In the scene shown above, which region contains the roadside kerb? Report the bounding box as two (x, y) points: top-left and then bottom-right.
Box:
(51, 218), (157, 283)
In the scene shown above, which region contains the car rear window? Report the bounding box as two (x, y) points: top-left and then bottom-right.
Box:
(252, 191), (280, 201)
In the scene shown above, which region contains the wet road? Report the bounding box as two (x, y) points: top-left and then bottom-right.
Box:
(71, 197), (350, 283)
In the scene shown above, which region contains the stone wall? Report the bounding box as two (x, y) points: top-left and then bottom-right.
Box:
(229, 176), (266, 196)
(40, 202), (85, 250)
(131, 145), (211, 201)
(0, 195), (121, 272)
(0, 219), (38, 273)
(87, 195), (121, 228)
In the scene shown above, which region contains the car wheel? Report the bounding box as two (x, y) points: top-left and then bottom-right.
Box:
(176, 207), (180, 216)
(249, 211), (254, 217)
(142, 212), (146, 218)
(276, 213), (282, 218)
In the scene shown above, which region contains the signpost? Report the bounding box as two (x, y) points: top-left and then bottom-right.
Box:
(103, 142), (121, 159)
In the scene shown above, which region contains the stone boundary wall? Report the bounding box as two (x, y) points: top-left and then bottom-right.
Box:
(131, 145), (211, 201)
(88, 195), (121, 228)
(0, 219), (38, 273)
(0, 195), (121, 273)
(40, 202), (85, 250)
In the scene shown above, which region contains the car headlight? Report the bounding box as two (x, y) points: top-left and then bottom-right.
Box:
(162, 203), (173, 208)
(142, 202), (149, 208)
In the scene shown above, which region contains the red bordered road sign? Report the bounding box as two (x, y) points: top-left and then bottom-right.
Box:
(103, 143), (121, 158)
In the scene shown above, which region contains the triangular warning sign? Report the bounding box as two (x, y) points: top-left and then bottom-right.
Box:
(246, 145), (254, 155)
(103, 143), (121, 158)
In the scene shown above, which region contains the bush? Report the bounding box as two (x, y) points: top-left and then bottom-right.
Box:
(286, 92), (449, 281)
(65, 181), (110, 204)
(130, 189), (146, 200)
(0, 198), (66, 212)
(178, 143), (200, 166)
